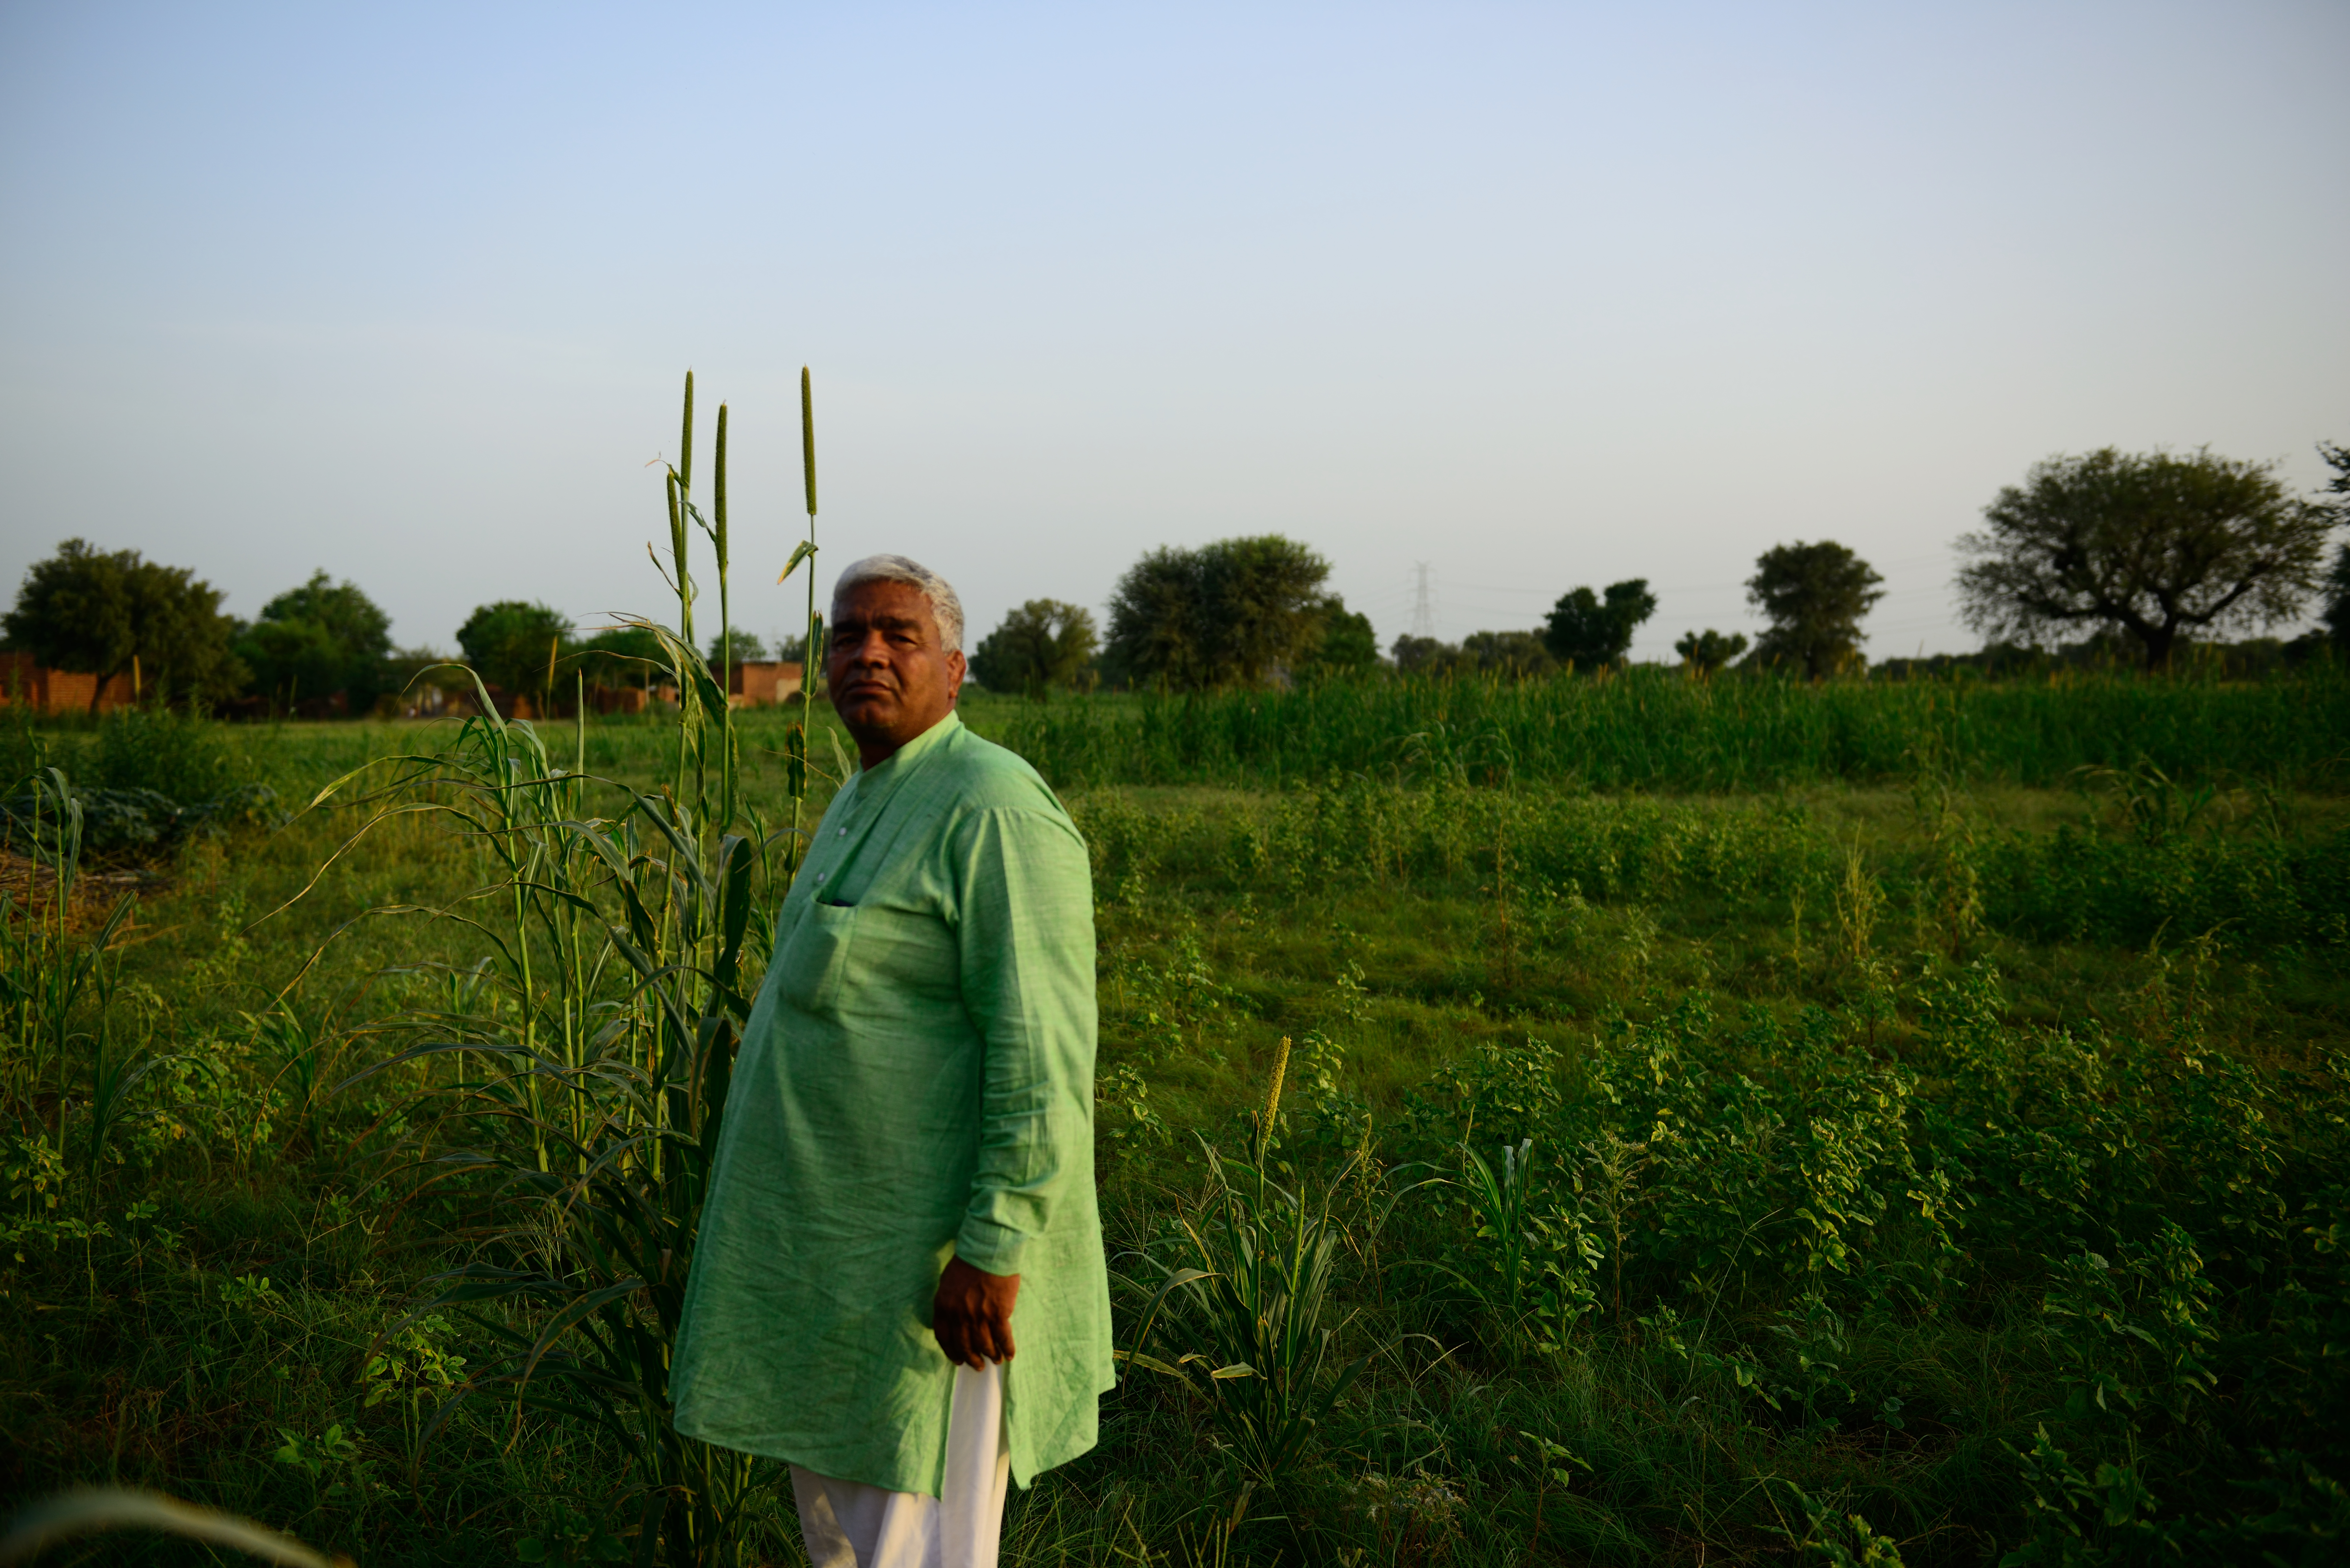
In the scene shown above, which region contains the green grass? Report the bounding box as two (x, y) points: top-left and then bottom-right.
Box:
(982, 664), (2350, 792)
(4, 691), (2348, 1564)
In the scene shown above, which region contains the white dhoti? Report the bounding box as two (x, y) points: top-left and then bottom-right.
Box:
(790, 1361), (1011, 1568)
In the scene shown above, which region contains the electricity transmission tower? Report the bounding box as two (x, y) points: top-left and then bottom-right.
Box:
(1410, 563), (1436, 640)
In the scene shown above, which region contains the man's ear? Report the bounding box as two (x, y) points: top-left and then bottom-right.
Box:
(945, 648), (967, 705)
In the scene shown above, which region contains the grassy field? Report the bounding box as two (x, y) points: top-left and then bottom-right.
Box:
(3, 680), (2348, 1565)
(983, 663), (2350, 792)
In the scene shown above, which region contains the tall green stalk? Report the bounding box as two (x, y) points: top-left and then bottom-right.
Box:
(289, 370), (781, 1566)
(789, 367), (821, 875)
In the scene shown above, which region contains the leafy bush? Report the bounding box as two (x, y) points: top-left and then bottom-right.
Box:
(2, 711), (272, 856)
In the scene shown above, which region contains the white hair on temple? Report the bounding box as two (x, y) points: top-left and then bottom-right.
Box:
(832, 554), (966, 653)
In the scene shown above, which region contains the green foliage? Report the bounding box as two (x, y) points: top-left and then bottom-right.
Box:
(1104, 534), (1330, 690)
(237, 569), (396, 712)
(704, 627), (768, 665)
(2320, 539), (2350, 654)
(454, 599), (574, 701)
(1777, 1483), (1908, 1565)
(1543, 578), (1657, 670)
(1123, 1148), (1365, 1510)
(11, 423), (2350, 1561)
(320, 669), (758, 1563)
(987, 661), (2350, 791)
(0, 537), (247, 707)
(1299, 594), (1378, 677)
(1387, 631), (1454, 675)
(7, 704), (2350, 1562)
(969, 597), (1099, 696)
(1748, 540), (1885, 679)
(1459, 628), (1557, 679)
(1960, 446), (2336, 673)
(575, 622), (669, 692)
(85, 704), (241, 800)
(1391, 628), (1557, 680)
(4, 711), (272, 856)
(1676, 626), (1750, 676)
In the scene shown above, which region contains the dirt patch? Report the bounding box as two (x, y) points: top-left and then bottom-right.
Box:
(0, 851), (168, 935)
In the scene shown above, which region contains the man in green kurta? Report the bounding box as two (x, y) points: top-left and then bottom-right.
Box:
(672, 555), (1111, 1567)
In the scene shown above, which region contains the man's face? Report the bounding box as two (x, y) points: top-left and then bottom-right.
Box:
(827, 578), (966, 765)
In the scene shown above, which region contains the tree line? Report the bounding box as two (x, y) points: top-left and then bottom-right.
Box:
(4, 441), (2345, 712)
(987, 442), (2348, 692)
(0, 551), (809, 716)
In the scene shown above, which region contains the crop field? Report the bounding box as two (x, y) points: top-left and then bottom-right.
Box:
(4, 672), (2349, 1565)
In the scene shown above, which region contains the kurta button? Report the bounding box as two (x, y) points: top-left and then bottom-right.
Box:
(815, 872), (827, 883)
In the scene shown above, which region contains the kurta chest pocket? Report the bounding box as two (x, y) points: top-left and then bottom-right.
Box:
(775, 901), (858, 1017)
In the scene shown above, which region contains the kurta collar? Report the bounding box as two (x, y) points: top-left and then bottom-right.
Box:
(858, 708), (963, 782)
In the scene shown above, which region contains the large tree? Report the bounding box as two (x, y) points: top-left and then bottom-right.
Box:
(1956, 448), (2332, 673)
(237, 569), (395, 712)
(1297, 595), (1378, 679)
(456, 600), (575, 704)
(1747, 541), (1884, 679)
(1542, 579), (1657, 671)
(1104, 535), (1330, 690)
(1, 539), (245, 709)
(969, 600), (1100, 698)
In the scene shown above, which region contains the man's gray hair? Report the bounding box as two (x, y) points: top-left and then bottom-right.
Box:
(832, 554), (966, 654)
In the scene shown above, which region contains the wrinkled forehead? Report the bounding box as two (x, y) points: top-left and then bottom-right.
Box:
(831, 577), (937, 627)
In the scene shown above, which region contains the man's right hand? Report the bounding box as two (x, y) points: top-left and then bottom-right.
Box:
(933, 1255), (1020, 1368)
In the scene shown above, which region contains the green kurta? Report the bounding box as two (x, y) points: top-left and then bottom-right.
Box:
(671, 712), (1112, 1496)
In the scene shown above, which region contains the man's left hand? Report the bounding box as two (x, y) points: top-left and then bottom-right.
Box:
(933, 1255), (1020, 1368)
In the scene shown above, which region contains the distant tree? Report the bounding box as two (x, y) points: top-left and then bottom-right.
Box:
(1391, 631), (1550, 680)
(706, 628), (770, 669)
(1461, 629), (1557, 680)
(576, 625), (669, 695)
(2321, 546), (2350, 654)
(1747, 541), (1884, 679)
(2318, 440), (2350, 526)
(237, 618), (346, 712)
(2319, 443), (2350, 654)
(1542, 579), (1657, 671)
(1104, 549), (1198, 686)
(382, 645), (468, 706)
(689, 628), (766, 702)
(1, 539), (245, 709)
(969, 600), (1100, 698)
(1298, 595), (1378, 678)
(1674, 628), (1748, 678)
(457, 601), (574, 705)
(1956, 448), (2332, 673)
(237, 569), (394, 712)
(1390, 634), (1457, 676)
(1104, 535), (1330, 689)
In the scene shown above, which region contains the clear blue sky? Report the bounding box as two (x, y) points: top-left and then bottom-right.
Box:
(3, 2), (2344, 664)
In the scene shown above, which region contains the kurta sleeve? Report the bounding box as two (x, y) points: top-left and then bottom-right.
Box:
(948, 805), (1097, 1276)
